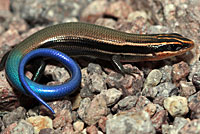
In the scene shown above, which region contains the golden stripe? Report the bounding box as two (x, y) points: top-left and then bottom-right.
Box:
(157, 37), (193, 44)
(45, 35), (183, 46)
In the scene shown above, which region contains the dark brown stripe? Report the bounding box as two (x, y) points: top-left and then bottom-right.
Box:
(40, 37), (186, 54)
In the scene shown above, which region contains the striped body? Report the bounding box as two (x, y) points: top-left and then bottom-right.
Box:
(3, 22), (194, 99)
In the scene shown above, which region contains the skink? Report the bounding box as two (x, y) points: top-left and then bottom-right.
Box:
(0, 22), (194, 114)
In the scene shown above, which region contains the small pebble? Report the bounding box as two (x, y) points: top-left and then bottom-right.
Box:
(143, 103), (157, 117)
(2, 107), (26, 127)
(26, 116), (53, 134)
(151, 110), (167, 130)
(172, 61), (190, 83)
(53, 109), (72, 129)
(179, 119), (200, 134)
(164, 96), (188, 117)
(179, 81), (196, 97)
(87, 63), (103, 74)
(118, 96), (138, 110)
(86, 125), (98, 134)
(188, 92), (200, 119)
(73, 120), (84, 132)
(39, 128), (55, 134)
(156, 82), (177, 98)
(144, 69), (162, 88)
(78, 95), (108, 125)
(106, 110), (155, 134)
(105, 1), (133, 19)
(160, 65), (172, 83)
(192, 72), (200, 90)
(161, 117), (189, 134)
(101, 88), (122, 106)
(98, 116), (107, 133)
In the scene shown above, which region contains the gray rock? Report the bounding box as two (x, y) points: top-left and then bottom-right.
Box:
(173, 117), (189, 131)
(156, 82), (177, 98)
(144, 69), (162, 88)
(101, 88), (122, 106)
(179, 81), (196, 97)
(192, 72), (200, 90)
(143, 77), (177, 98)
(78, 95), (108, 125)
(106, 65), (144, 95)
(179, 119), (200, 134)
(160, 65), (172, 83)
(87, 63), (103, 74)
(45, 65), (70, 83)
(0, 118), (5, 132)
(11, 119), (34, 134)
(2, 106), (26, 127)
(161, 117), (189, 134)
(118, 96), (138, 110)
(89, 72), (107, 93)
(81, 63), (107, 93)
(106, 110), (155, 134)
(39, 128), (55, 134)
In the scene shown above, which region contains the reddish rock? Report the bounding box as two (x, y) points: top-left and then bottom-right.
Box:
(1, 122), (17, 134)
(179, 81), (196, 97)
(106, 65), (144, 96)
(0, 0), (10, 10)
(172, 61), (190, 84)
(98, 116), (107, 133)
(40, 99), (72, 115)
(0, 27), (20, 47)
(189, 93), (200, 119)
(86, 125), (98, 134)
(153, 96), (165, 106)
(53, 109), (73, 129)
(95, 18), (117, 29)
(62, 122), (74, 134)
(81, 0), (108, 22)
(77, 95), (108, 125)
(0, 85), (19, 111)
(105, 1), (133, 19)
(151, 110), (168, 130)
